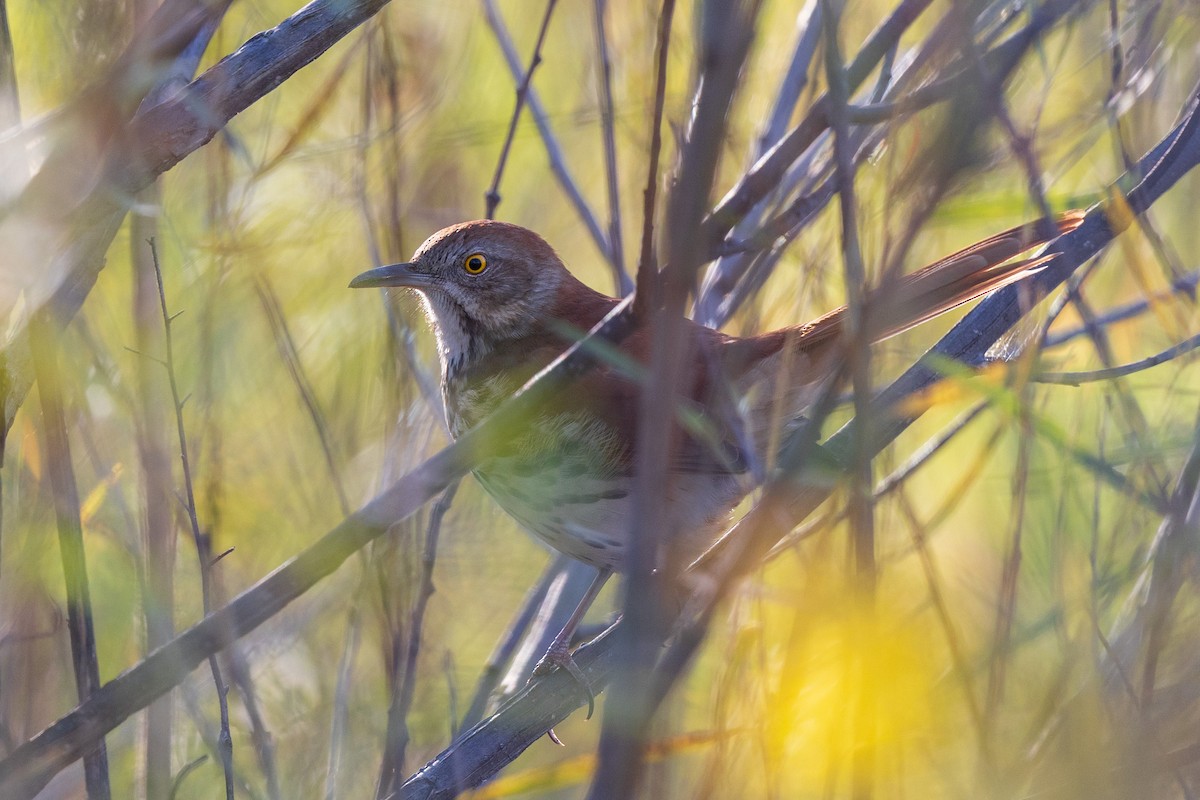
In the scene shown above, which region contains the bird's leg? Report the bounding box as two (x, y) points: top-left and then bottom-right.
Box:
(532, 566), (612, 720)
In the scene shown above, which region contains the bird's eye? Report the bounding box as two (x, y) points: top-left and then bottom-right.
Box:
(464, 254), (487, 275)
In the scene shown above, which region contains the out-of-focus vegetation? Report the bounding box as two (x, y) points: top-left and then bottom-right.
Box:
(2, 0), (1200, 798)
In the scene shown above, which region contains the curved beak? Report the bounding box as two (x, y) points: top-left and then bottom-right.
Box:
(348, 262), (432, 289)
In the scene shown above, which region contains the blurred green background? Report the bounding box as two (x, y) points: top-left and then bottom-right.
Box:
(3, 0), (1200, 797)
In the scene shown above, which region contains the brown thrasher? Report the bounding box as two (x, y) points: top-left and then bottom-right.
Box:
(350, 213), (1080, 701)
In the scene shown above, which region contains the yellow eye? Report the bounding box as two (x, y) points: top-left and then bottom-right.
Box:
(464, 253), (487, 274)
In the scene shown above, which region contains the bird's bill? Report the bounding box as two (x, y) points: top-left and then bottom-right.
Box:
(348, 263), (432, 289)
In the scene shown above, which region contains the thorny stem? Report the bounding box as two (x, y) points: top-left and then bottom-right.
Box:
(631, 0), (676, 316)
(593, 0), (632, 295)
(376, 482), (458, 797)
(484, 0), (560, 219)
(149, 239), (235, 800)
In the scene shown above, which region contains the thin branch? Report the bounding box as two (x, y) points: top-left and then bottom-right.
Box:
(895, 492), (986, 741)
(149, 239), (234, 800)
(482, 0), (560, 220)
(126, 20), (212, 777)
(223, 646), (281, 800)
(629, 0), (675, 316)
(400, 626), (621, 800)
(982, 383), (1033, 751)
(132, 183), (176, 800)
(1063, 276), (1170, 493)
(706, 84), (1200, 600)
(699, 0), (1005, 324)
(1037, 332), (1200, 385)
(1043, 272), (1199, 348)
(255, 276), (352, 516)
(324, 605), (361, 800)
(592, 0), (631, 295)
(168, 755), (209, 800)
(702, 0), (1082, 254)
(376, 482), (459, 797)
(664, 83), (1200, 757)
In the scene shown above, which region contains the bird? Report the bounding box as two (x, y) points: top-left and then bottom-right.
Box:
(350, 213), (1081, 706)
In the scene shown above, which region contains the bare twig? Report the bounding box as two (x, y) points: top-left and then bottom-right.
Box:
(630, 0), (676, 315)
(255, 276), (352, 516)
(723, 85), (1200, 600)
(149, 239), (235, 800)
(224, 647), (281, 800)
(376, 481), (458, 798)
(1037, 332), (1200, 385)
(897, 491), (986, 739)
(982, 382), (1033, 756)
(703, 0), (1083, 258)
(496, 563), (609, 731)
(701, 0), (996, 325)
(168, 755), (209, 800)
(131, 185), (176, 800)
(176, 678), (255, 796)
(1043, 272), (1200, 348)
(592, 0), (631, 295)
(482, 0), (560, 220)
(1023, 409), (1200, 800)
(324, 606), (361, 800)
(666, 87), (1200, 763)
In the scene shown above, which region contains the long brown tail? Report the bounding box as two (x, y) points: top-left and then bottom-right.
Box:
(722, 211), (1084, 447)
(792, 210), (1085, 351)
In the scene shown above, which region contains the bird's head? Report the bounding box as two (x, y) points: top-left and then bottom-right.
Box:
(350, 220), (573, 369)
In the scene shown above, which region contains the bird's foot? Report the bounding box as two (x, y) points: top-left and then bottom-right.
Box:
(532, 638), (596, 721)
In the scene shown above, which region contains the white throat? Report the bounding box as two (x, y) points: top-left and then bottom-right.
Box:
(419, 292), (488, 380)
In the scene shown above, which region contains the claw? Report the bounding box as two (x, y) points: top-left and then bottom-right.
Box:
(532, 640), (596, 720)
